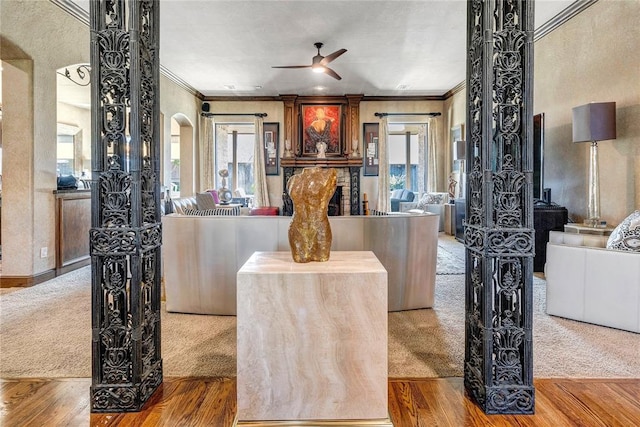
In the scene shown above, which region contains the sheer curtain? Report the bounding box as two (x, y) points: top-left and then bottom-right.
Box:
(201, 115), (215, 190)
(427, 118), (438, 192)
(253, 117), (270, 207)
(417, 123), (427, 195)
(376, 117), (390, 212)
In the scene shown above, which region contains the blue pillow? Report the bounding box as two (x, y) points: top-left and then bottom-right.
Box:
(391, 189), (404, 200)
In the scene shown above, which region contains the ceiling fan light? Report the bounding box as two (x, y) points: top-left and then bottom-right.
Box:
(312, 65), (326, 73)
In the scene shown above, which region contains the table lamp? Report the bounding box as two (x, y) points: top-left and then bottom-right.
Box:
(572, 102), (616, 227)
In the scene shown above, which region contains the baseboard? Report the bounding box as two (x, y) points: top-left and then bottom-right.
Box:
(0, 269), (57, 288)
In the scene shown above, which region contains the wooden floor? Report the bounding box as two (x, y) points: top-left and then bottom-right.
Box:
(1, 377), (639, 426)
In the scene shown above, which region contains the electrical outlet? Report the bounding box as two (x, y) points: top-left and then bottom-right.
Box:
(40, 247), (48, 258)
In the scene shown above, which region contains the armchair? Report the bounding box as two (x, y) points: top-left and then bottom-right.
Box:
(390, 189), (415, 212)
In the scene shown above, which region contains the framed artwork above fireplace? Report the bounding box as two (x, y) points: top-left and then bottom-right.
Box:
(300, 104), (343, 157)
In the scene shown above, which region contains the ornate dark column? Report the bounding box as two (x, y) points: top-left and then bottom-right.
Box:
(349, 166), (361, 215)
(464, 0), (535, 414)
(90, 0), (163, 412)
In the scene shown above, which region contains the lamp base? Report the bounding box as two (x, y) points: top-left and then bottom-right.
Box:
(583, 218), (607, 228)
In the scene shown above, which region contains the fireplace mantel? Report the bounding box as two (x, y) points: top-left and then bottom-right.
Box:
(281, 156), (363, 168)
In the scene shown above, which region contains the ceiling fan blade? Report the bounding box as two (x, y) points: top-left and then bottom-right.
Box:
(324, 67), (342, 80)
(320, 48), (347, 66)
(272, 65), (312, 69)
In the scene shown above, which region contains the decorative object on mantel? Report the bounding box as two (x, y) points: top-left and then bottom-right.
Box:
(287, 167), (337, 262)
(218, 169), (232, 204)
(283, 139), (293, 158)
(316, 140), (327, 158)
(572, 101), (616, 227)
(350, 138), (360, 158)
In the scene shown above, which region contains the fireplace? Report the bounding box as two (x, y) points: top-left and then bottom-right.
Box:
(328, 186), (342, 216)
(281, 157), (362, 216)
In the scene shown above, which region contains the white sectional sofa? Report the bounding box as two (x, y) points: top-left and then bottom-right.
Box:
(162, 213), (439, 315)
(399, 192), (449, 231)
(545, 230), (640, 333)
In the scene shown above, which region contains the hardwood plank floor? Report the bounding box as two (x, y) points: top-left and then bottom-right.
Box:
(1, 377), (639, 426)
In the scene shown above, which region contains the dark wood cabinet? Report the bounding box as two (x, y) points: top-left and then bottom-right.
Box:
(55, 190), (91, 275)
(454, 199), (466, 243)
(534, 206), (568, 272)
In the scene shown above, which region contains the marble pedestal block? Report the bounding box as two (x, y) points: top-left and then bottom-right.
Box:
(236, 251), (391, 426)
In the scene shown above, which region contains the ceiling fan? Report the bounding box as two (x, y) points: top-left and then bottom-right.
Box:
(272, 42), (347, 80)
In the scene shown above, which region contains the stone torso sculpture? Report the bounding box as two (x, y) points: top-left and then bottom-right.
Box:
(287, 167), (337, 263)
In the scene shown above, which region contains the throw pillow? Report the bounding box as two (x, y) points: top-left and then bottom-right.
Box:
(206, 189), (220, 204)
(425, 193), (445, 205)
(196, 192), (217, 210)
(390, 189), (404, 200)
(184, 206), (240, 216)
(416, 193), (429, 211)
(606, 210), (640, 252)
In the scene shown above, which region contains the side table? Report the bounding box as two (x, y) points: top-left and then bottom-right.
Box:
(564, 223), (615, 236)
(236, 251), (391, 426)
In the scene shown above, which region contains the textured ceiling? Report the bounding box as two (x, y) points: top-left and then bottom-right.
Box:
(62, 0), (575, 100)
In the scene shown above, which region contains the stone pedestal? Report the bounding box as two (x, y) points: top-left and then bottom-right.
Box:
(236, 251), (391, 426)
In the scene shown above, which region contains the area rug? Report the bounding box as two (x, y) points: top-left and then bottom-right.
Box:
(2, 264), (639, 379)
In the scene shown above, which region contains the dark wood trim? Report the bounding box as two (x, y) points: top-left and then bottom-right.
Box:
(281, 157), (363, 168)
(204, 94), (449, 102)
(57, 257), (91, 277)
(0, 269), (56, 288)
(443, 80), (466, 99)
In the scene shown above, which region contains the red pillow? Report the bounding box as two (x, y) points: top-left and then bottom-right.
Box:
(206, 189), (220, 204)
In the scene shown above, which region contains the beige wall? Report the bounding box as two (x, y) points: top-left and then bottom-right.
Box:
(359, 100), (446, 209)
(204, 101), (285, 207)
(443, 1), (640, 225)
(534, 0), (640, 224)
(0, 1), (201, 278)
(160, 74), (201, 197)
(1, 0), (89, 276)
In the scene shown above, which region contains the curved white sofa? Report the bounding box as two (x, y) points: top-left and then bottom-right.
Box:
(545, 231), (640, 333)
(162, 213), (439, 315)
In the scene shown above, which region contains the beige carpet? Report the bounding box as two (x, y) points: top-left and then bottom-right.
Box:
(1, 258), (639, 379)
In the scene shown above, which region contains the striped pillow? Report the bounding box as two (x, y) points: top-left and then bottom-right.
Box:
(369, 209), (388, 216)
(183, 206), (240, 216)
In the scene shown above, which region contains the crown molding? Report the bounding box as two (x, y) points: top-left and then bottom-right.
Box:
(534, 0), (598, 41)
(50, 0), (89, 26)
(443, 81), (466, 99)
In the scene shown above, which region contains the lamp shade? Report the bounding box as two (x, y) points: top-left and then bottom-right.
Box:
(572, 102), (616, 143)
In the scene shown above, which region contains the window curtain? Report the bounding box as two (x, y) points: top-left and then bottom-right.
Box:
(253, 117), (270, 207)
(427, 118), (438, 192)
(376, 117), (390, 212)
(201, 115), (215, 190)
(417, 123), (427, 195)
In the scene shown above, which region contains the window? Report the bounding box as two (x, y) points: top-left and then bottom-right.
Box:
(170, 134), (180, 197)
(388, 129), (420, 192)
(215, 123), (255, 195)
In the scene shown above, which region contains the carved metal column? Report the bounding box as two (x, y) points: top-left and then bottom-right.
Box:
(464, 0), (535, 414)
(90, 0), (163, 412)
